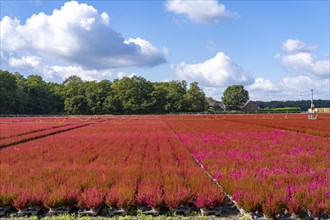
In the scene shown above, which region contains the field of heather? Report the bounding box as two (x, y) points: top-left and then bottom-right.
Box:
(0, 114), (329, 219)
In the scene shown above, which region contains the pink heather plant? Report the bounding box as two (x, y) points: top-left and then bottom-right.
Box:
(12, 191), (43, 210)
(136, 186), (163, 208)
(106, 186), (135, 209)
(44, 187), (79, 208)
(0, 184), (17, 207)
(194, 189), (225, 209)
(194, 192), (225, 209)
(78, 188), (104, 210)
(164, 187), (192, 209)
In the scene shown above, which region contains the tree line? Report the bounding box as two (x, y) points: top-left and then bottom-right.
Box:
(1, 70), (329, 115)
(0, 70), (207, 115)
(256, 100), (330, 112)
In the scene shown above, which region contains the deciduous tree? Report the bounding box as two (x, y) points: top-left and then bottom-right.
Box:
(221, 85), (249, 110)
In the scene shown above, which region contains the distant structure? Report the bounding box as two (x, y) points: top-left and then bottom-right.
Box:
(309, 89), (317, 120)
(240, 100), (259, 111)
(308, 108), (330, 114)
(208, 100), (259, 111)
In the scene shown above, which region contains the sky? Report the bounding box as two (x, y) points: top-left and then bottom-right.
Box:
(1, 0), (329, 101)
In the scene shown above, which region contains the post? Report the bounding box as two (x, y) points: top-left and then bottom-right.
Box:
(311, 89), (314, 110)
(309, 89), (316, 120)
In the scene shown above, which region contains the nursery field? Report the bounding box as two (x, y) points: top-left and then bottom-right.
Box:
(0, 114), (329, 219)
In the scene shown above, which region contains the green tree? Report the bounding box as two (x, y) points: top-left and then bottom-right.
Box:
(63, 75), (88, 114)
(150, 80), (187, 113)
(111, 76), (153, 113)
(25, 75), (53, 114)
(64, 95), (88, 115)
(47, 82), (65, 114)
(84, 80), (112, 114)
(0, 70), (18, 114)
(13, 73), (29, 114)
(221, 85), (249, 110)
(183, 82), (207, 112)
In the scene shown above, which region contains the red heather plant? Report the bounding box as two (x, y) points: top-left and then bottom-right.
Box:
(136, 185), (163, 208)
(286, 198), (302, 216)
(106, 186), (135, 209)
(261, 193), (287, 218)
(116, 188), (135, 208)
(194, 192), (224, 209)
(12, 191), (44, 210)
(78, 188), (104, 210)
(105, 188), (118, 208)
(164, 187), (192, 209)
(44, 187), (79, 208)
(308, 200), (325, 218)
(0, 184), (17, 207)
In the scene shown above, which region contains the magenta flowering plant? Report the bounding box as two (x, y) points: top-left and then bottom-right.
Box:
(78, 188), (104, 210)
(136, 182), (163, 208)
(164, 187), (192, 209)
(105, 185), (135, 209)
(0, 184), (17, 207)
(44, 187), (79, 208)
(105, 188), (119, 208)
(117, 189), (135, 208)
(194, 193), (224, 209)
(12, 191), (44, 210)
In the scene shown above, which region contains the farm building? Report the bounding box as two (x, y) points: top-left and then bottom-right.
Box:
(213, 100), (259, 111)
(308, 107), (330, 113)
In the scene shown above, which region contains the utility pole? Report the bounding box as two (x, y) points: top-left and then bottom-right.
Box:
(309, 89), (316, 120)
(311, 89), (314, 110)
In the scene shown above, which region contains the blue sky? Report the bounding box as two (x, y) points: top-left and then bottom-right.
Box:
(1, 0), (329, 101)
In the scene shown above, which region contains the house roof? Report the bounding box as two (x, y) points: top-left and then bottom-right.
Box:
(218, 100), (258, 110)
(241, 100), (253, 109)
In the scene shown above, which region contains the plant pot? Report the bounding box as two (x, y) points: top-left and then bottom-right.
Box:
(17, 206), (42, 216)
(140, 206), (160, 215)
(108, 206), (128, 216)
(78, 206), (102, 216)
(0, 206), (12, 217)
(48, 206), (72, 215)
(200, 207), (222, 216)
(171, 206), (191, 215)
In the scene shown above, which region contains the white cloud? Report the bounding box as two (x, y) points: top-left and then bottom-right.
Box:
(48, 65), (114, 81)
(282, 39), (317, 53)
(276, 39), (329, 79)
(174, 52), (254, 87)
(165, 0), (237, 24)
(117, 72), (136, 79)
(203, 86), (222, 99)
(246, 76), (329, 101)
(282, 75), (328, 91)
(247, 77), (279, 92)
(0, 1), (166, 70)
(1, 52), (114, 81)
(8, 56), (42, 68)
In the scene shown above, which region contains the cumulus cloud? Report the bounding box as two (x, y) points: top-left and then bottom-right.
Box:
(8, 56), (42, 69)
(174, 52), (254, 87)
(282, 75), (329, 91)
(165, 0), (237, 24)
(48, 65), (114, 81)
(117, 72), (136, 79)
(247, 77), (279, 92)
(1, 52), (114, 81)
(0, 1), (166, 70)
(246, 75), (329, 101)
(276, 39), (329, 79)
(282, 39), (317, 53)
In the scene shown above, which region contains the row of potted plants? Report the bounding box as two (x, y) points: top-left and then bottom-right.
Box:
(165, 118), (329, 218)
(1, 119), (225, 215)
